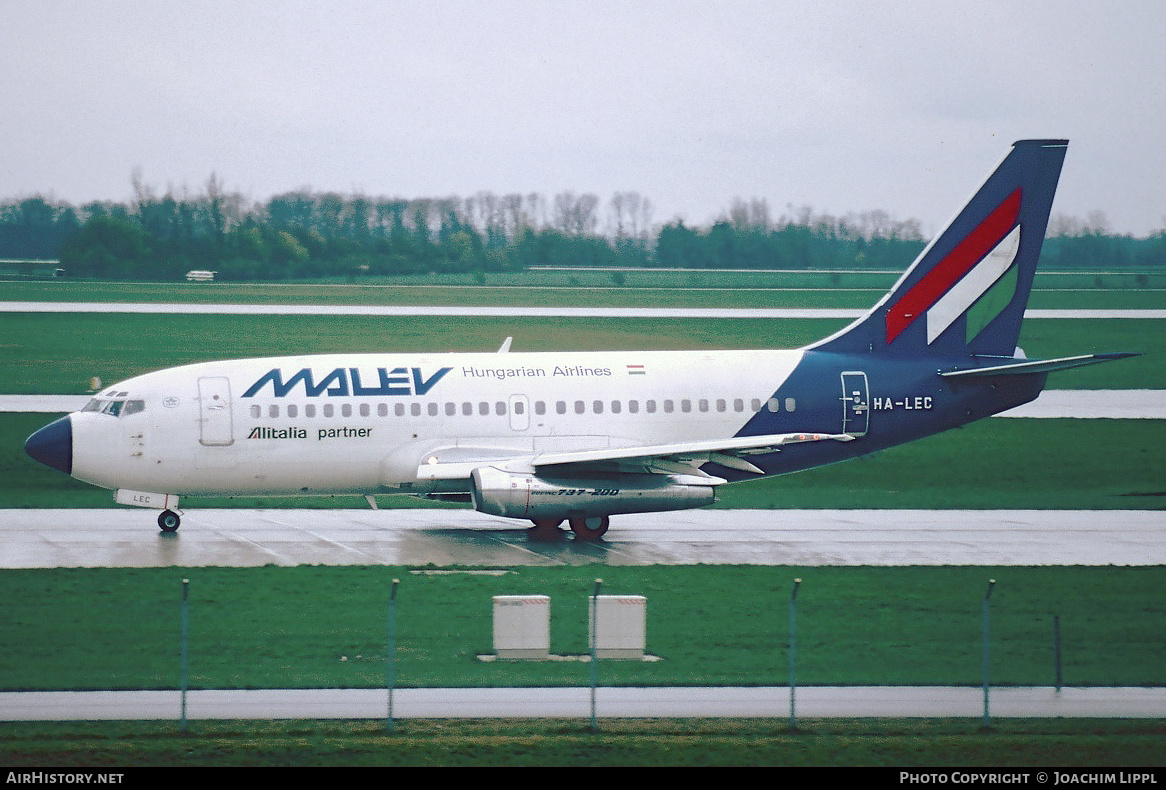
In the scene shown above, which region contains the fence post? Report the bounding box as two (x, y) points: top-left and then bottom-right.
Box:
(981, 579), (996, 731)
(590, 578), (602, 733)
(789, 578), (801, 732)
(179, 578), (189, 735)
(386, 578), (399, 733)
(1054, 614), (1062, 692)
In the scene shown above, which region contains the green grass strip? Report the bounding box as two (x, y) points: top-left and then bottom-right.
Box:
(1, 718), (1164, 767)
(2, 565), (1163, 691)
(0, 311), (1159, 392)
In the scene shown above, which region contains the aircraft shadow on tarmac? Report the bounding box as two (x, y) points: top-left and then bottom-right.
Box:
(403, 526), (621, 566)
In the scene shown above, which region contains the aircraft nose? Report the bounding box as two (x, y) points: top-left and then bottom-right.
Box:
(25, 415), (73, 475)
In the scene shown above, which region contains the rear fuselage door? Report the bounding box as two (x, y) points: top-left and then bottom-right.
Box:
(841, 371), (870, 437)
(198, 376), (234, 446)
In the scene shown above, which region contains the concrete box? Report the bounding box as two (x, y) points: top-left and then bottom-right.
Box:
(492, 595), (550, 659)
(588, 595), (646, 659)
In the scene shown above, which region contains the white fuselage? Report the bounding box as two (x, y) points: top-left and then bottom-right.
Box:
(70, 348), (805, 498)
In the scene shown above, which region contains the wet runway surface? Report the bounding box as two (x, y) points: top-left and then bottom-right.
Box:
(3, 508), (1163, 568)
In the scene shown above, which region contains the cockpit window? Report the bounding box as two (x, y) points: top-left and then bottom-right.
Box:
(81, 398), (146, 417)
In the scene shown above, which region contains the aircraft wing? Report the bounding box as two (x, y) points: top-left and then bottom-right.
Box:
(531, 431), (855, 476)
(412, 432), (854, 481)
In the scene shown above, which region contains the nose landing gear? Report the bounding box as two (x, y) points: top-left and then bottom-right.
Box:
(158, 509), (181, 533)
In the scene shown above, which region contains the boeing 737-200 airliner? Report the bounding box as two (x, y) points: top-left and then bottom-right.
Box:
(25, 140), (1134, 539)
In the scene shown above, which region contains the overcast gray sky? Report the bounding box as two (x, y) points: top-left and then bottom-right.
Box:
(3, 0), (1164, 237)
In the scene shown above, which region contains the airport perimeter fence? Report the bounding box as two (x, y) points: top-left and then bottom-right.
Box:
(4, 566), (1163, 729)
(156, 571), (1157, 731)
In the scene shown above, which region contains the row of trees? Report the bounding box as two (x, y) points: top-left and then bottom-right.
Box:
(2, 177), (1163, 281)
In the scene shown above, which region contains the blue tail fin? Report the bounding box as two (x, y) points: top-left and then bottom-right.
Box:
(814, 139), (1068, 359)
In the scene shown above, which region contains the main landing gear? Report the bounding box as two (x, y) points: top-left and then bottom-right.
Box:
(158, 509), (181, 533)
(527, 515), (611, 541)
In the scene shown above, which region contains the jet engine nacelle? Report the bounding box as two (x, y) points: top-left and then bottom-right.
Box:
(470, 465), (716, 520)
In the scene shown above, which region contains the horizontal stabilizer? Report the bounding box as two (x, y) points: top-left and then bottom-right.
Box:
(939, 352), (1138, 379)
